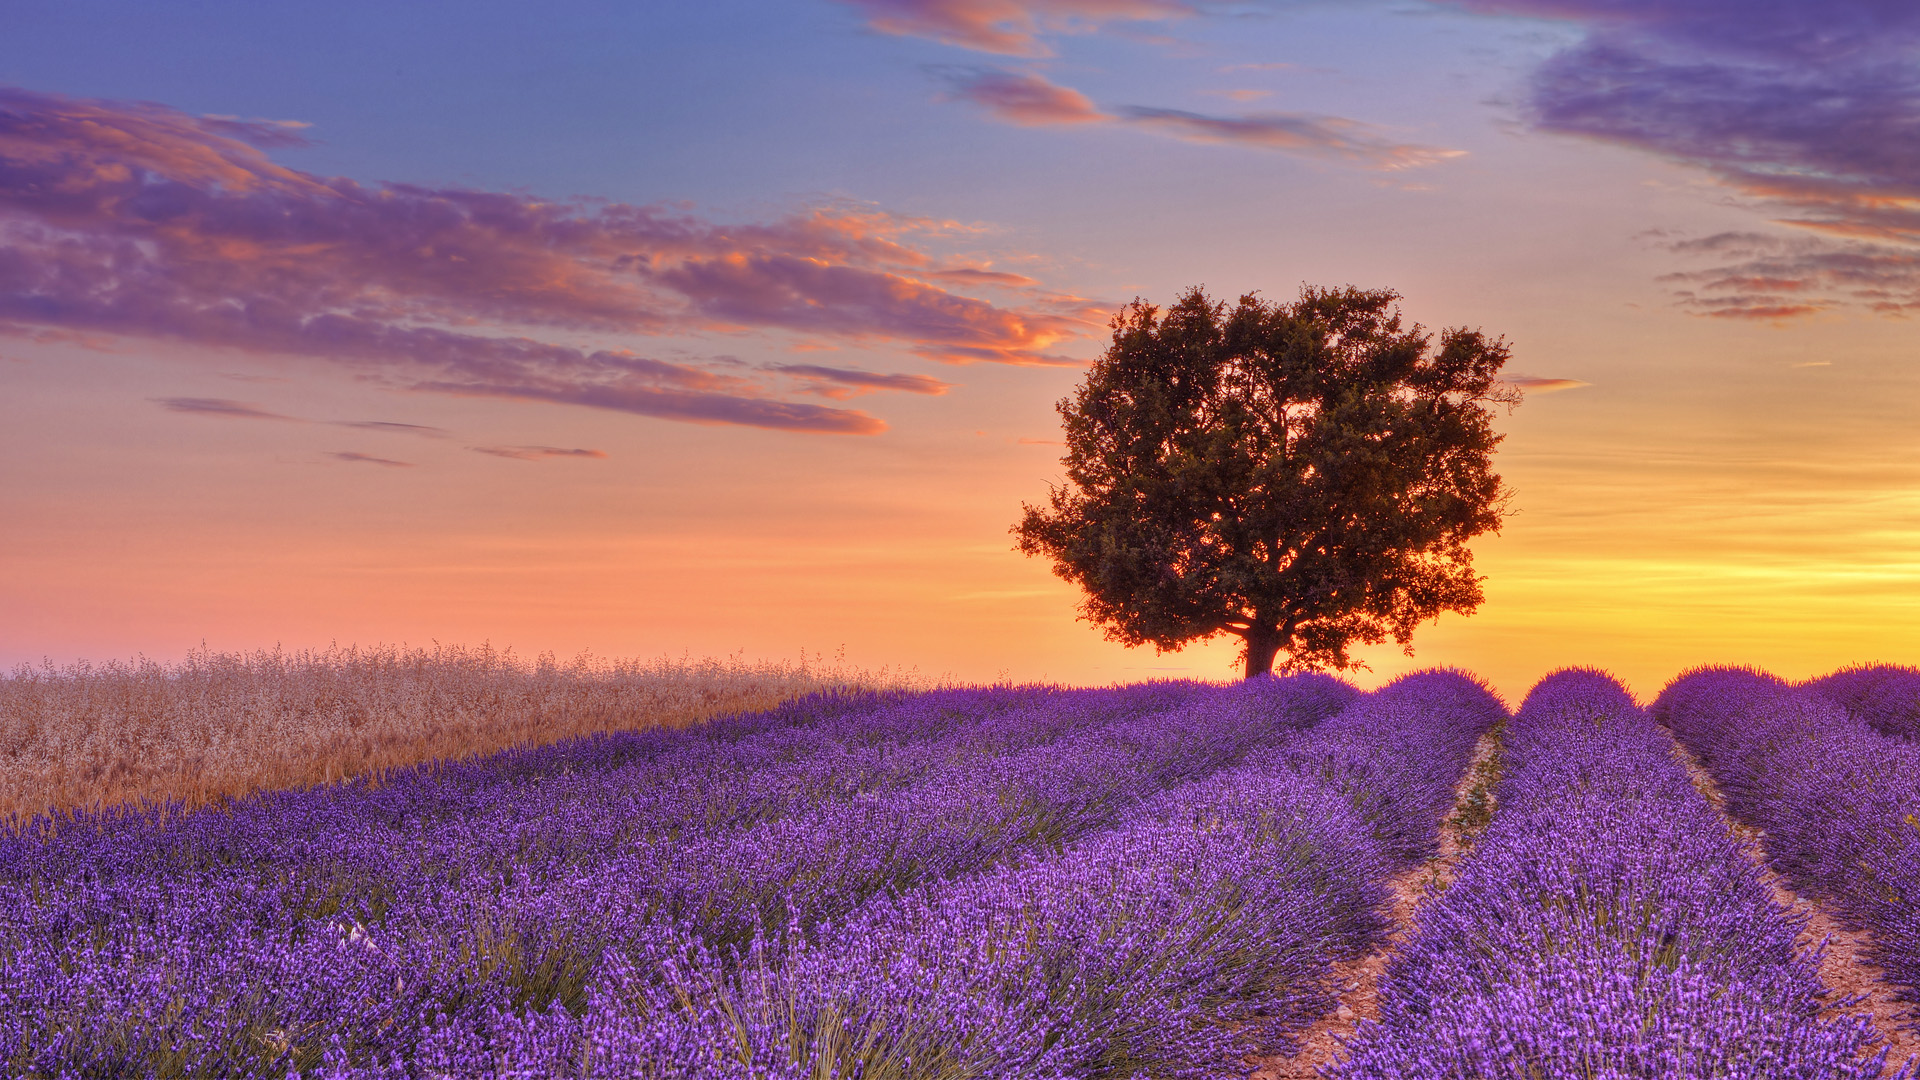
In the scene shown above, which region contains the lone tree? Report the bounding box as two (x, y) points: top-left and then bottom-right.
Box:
(1014, 285), (1518, 679)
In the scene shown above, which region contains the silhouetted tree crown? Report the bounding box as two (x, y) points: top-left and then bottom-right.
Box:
(1015, 285), (1518, 679)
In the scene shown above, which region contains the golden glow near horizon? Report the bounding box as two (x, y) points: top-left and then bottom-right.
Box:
(4, 2), (1919, 702)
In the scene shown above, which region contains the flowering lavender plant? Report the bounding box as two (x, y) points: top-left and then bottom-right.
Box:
(1658, 667), (1920, 1041)
(1805, 664), (1920, 741)
(594, 669), (1503, 1080)
(1336, 669), (1898, 1079)
(2, 676), (1358, 1077)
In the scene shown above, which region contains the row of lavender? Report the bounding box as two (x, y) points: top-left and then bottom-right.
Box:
(0, 675), (1363, 1077)
(1, 682), (1195, 875)
(1805, 664), (1920, 741)
(1658, 665), (1920, 1045)
(584, 670), (1505, 1079)
(1336, 670), (1902, 1078)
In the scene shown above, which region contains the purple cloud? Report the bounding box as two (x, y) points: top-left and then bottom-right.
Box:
(1653, 230), (1920, 319)
(1116, 106), (1463, 170)
(329, 451), (411, 467)
(939, 68), (1107, 124)
(470, 445), (608, 461)
(927, 266), (1041, 287)
(935, 68), (1463, 170)
(0, 87), (1085, 435)
(332, 420), (450, 438)
(771, 363), (955, 399)
(1444, 0), (1920, 319)
(420, 373), (890, 435)
(194, 114), (315, 149)
(156, 396), (476, 435)
(655, 252), (1075, 363)
(154, 397), (296, 420)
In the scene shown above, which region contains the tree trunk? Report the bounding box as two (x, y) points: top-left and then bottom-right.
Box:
(1241, 626), (1283, 680)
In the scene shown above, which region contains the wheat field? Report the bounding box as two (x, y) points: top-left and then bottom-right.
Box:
(0, 642), (916, 828)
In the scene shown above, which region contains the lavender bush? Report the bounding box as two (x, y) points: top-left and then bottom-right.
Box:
(620, 671), (1357, 950)
(593, 669), (1504, 1080)
(1336, 669), (1897, 1079)
(0, 678), (1330, 1077)
(1276, 668), (1503, 868)
(1658, 667), (1920, 1033)
(1804, 664), (1920, 741)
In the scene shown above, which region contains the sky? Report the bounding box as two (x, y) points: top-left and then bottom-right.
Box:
(4, 0), (1919, 702)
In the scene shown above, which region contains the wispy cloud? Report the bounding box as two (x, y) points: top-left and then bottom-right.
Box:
(194, 113), (314, 148)
(1444, 0), (1920, 319)
(935, 68), (1463, 170)
(1653, 231), (1920, 320)
(153, 397), (297, 421)
(1116, 106), (1464, 170)
(926, 266), (1041, 287)
(329, 451), (412, 468)
(939, 68), (1106, 124)
(470, 445), (608, 461)
(156, 397), (467, 435)
(0, 86), (1088, 436)
(838, 0), (1194, 57)
(1502, 375), (1590, 393)
(771, 363), (955, 399)
(332, 420), (451, 438)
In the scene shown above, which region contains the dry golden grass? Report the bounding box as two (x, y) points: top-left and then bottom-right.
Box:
(1, 642), (918, 828)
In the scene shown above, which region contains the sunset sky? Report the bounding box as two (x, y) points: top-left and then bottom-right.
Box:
(5, 0), (1919, 701)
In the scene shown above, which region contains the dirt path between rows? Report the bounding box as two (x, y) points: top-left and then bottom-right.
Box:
(1670, 740), (1920, 1078)
(1250, 729), (1502, 1080)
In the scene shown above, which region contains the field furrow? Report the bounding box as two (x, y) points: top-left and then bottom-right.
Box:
(1657, 669), (1920, 1058)
(594, 669), (1504, 1079)
(1333, 669), (1901, 1078)
(1256, 720), (1505, 1078)
(0, 677), (1331, 1078)
(1672, 736), (1920, 1077)
(8, 661), (1912, 1080)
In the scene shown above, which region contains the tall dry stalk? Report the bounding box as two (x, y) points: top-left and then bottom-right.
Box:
(0, 642), (916, 828)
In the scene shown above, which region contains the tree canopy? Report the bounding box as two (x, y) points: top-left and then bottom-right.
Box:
(1014, 285), (1518, 679)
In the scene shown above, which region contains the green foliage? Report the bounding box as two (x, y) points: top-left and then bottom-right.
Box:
(1447, 717), (1507, 846)
(1015, 285), (1517, 677)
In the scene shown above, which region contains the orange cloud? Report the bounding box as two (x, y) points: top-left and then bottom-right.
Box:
(840, 0), (1192, 57)
(940, 68), (1106, 125)
(0, 87), (1080, 436)
(935, 69), (1464, 171)
(927, 266), (1041, 287)
(1502, 375), (1590, 393)
(1442, 1), (1920, 319)
(1117, 107), (1465, 170)
(1655, 231), (1920, 321)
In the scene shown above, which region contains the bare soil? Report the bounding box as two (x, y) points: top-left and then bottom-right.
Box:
(1670, 740), (1920, 1078)
(1250, 730), (1502, 1079)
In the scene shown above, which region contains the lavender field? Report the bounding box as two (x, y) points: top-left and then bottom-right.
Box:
(3, 666), (1918, 1078)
